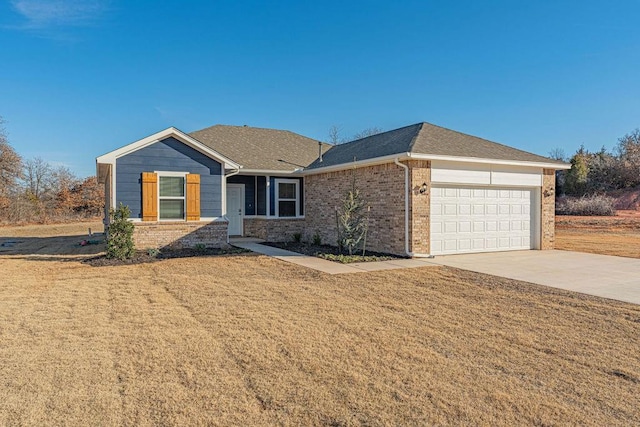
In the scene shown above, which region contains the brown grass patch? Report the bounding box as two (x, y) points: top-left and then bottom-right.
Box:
(1, 223), (639, 425)
(556, 215), (640, 258)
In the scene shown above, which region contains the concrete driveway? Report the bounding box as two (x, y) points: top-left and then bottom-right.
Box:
(430, 250), (640, 305)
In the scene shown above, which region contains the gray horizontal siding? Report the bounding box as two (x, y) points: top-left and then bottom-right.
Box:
(116, 137), (222, 219)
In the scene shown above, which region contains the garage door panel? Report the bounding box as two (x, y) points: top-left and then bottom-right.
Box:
(431, 186), (536, 255)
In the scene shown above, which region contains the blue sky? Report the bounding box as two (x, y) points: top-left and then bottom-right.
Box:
(1, 0), (639, 178)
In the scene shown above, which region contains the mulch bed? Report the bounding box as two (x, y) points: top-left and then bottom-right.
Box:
(84, 247), (251, 267)
(262, 241), (404, 263)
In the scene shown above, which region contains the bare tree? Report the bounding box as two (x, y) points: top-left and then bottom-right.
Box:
(327, 125), (343, 145)
(327, 125), (385, 145)
(350, 127), (384, 141)
(0, 118), (23, 199)
(0, 119), (23, 221)
(548, 148), (567, 162)
(616, 129), (640, 188)
(24, 157), (53, 201)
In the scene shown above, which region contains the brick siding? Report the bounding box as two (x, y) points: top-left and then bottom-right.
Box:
(541, 169), (556, 250)
(408, 160), (431, 255)
(304, 163), (408, 255)
(132, 220), (229, 250)
(244, 218), (306, 242)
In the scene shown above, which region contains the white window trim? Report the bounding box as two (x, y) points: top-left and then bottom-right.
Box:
(156, 171), (188, 221)
(274, 178), (300, 218)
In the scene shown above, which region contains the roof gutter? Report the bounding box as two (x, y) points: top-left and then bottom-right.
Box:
(305, 153), (411, 175)
(223, 167), (241, 244)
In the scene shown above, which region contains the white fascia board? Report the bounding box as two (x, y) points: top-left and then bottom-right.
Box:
(96, 127), (241, 170)
(237, 168), (304, 175)
(408, 153), (571, 170)
(301, 152), (570, 175)
(301, 153), (411, 175)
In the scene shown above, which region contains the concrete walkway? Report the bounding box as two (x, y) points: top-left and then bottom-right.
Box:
(230, 241), (437, 274)
(430, 250), (640, 305)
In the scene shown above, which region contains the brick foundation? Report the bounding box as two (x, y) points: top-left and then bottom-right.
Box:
(243, 218), (306, 242)
(132, 220), (229, 249)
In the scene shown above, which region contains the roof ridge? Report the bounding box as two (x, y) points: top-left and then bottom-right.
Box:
(328, 122), (420, 148)
(407, 122), (425, 152)
(190, 124), (294, 134)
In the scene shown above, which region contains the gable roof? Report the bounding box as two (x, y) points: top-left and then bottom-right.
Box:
(95, 127), (241, 183)
(190, 125), (331, 172)
(307, 122), (568, 170)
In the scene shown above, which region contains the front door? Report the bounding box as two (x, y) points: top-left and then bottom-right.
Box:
(226, 184), (244, 236)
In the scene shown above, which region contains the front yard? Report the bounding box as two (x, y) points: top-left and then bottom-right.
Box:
(0, 222), (639, 425)
(556, 214), (640, 259)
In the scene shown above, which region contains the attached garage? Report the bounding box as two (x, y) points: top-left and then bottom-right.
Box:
(430, 186), (539, 255)
(429, 161), (543, 256)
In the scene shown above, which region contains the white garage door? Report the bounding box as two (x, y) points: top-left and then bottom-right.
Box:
(430, 186), (536, 255)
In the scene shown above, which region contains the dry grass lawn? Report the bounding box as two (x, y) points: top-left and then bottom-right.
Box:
(1, 223), (640, 426)
(556, 215), (640, 259)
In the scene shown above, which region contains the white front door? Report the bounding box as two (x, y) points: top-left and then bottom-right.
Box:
(226, 184), (244, 236)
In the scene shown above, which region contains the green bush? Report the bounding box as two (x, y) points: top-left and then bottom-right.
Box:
(292, 232), (302, 243)
(106, 203), (135, 260)
(312, 231), (322, 246)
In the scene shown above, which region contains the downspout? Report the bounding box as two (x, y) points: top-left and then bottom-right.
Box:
(394, 158), (411, 257)
(223, 167), (241, 243)
(394, 157), (433, 258)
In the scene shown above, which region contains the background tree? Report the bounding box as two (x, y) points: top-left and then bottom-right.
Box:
(616, 128), (640, 188)
(564, 146), (589, 196)
(548, 148), (567, 196)
(0, 118), (23, 212)
(327, 125), (385, 145)
(349, 126), (384, 141)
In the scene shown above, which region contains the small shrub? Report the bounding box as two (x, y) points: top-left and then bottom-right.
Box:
(147, 247), (161, 257)
(106, 203), (135, 260)
(337, 187), (368, 255)
(292, 232), (302, 243)
(193, 243), (207, 253)
(312, 231), (322, 246)
(556, 195), (617, 216)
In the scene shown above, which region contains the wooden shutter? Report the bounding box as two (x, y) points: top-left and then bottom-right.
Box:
(186, 174), (201, 221)
(141, 172), (158, 221)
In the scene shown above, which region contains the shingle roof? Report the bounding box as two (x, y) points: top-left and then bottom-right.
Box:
(189, 125), (330, 172)
(307, 122), (565, 169)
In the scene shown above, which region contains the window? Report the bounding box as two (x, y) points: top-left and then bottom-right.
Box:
(159, 175), (185, 220)
(275, 179), (299, 217)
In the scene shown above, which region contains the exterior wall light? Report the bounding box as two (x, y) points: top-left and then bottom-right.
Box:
(419, 182), (428, 194)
